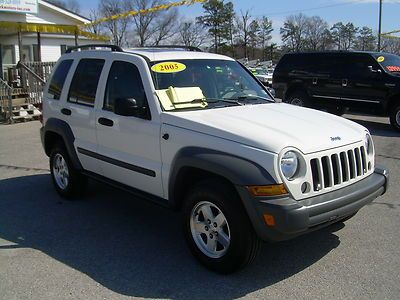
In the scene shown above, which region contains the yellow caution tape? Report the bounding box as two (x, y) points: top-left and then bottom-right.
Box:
(381, 29), (400, 36)
(381, 35), (400, 39)
(0, 1), (206, 42)
(82, 0), (206, 27)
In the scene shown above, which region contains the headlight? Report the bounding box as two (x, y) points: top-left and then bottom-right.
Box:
(281, 151), (299, 180)
(365, 133), (373, 155)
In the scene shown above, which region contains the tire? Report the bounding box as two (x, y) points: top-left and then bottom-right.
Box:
(50, 142), (87, 199)
(286, 91), (309, 107)
(183, 180), (261, 274)
(389, 103), (400, 132)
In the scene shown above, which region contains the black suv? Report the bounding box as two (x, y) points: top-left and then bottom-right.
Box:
(273, 51), (400, 131)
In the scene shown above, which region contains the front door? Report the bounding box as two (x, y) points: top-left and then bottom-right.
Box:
(341, 54), (387, 114)
(95, 56), (164, 198)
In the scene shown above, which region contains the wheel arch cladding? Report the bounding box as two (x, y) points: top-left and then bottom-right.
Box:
(168, 147), (277, 208)
(43, 118), (83, 170)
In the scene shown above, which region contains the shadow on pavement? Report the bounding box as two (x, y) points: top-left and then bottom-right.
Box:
(347, 118), (400, 138)
(0, 174), (342, 299)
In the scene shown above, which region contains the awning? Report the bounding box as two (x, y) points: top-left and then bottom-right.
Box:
(0, 21), (110, 41)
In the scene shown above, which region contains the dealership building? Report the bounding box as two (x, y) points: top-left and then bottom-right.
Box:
(0, 0), (108, 80)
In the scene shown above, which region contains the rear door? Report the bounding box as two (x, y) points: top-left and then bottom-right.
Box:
(63, 57), (105, 174)
(43, 59), (74, 124)
(307, 53), (345, 110)
(95, 55), (164, 198)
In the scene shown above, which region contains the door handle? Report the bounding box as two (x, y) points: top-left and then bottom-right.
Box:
(98, 117), (114, 127)
(342, 79), (348, 87)
(61, 108), (71, 115)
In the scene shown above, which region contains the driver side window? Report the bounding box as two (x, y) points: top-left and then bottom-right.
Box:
(104, 61), (148, 113)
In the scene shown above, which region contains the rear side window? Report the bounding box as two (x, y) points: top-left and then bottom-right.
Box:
(276, 54), (313, 73)
(68, 59), (105, 106)
(48, 59), (73, 100)
(313, 54), (346, 76)
(276, 55), (295, 72)
(104, 61), (147, 112)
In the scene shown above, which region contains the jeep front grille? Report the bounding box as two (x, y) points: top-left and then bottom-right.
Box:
(310, 146), (370, 192)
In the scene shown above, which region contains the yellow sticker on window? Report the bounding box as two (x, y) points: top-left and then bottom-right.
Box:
(151, 62), (186, 73)
(377, 56), (385, 63)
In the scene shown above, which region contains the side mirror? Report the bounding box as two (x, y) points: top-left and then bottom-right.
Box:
(368, 66), (382, 74)
(114, 97), (147, 117)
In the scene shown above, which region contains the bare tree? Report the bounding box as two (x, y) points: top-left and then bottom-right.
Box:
(151, 9), (179, 45)
(99, 0), (131, 46)
(128, 0), (179, 47)
(177, 21), (207, 48)
(280, 14), (308, 52)
(87, 8), (104, 35)
(236, 10), (252, 58)
(305, 16), (330, 50)
(381, 37), (400, 55)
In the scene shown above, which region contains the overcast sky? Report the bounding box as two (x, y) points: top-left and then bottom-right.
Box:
(80, 0), (400, 44)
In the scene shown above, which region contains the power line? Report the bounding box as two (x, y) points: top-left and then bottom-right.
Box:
(252, 1), (360, 17)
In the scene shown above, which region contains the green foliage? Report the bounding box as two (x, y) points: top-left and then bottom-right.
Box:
(196, 0), (234, 53)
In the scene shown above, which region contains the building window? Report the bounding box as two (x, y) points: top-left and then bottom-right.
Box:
(21, 45), (32, 62)
(60, 45), (69, 54)
(33, 44), (40, 61)
(1, 45), (16, 65)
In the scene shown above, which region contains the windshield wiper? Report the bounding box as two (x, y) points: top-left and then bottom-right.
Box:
(190, 98), (244, 106)
(234, 94), (274, 103)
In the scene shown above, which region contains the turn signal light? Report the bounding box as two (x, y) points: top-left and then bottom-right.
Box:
(247, 184), (288, 197)
(263, 214), (276, 226)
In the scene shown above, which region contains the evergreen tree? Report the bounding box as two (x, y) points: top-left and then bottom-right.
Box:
(196, 0), (234, 53)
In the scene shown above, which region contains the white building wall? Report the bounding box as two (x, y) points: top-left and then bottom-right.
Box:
(2, 34), (105, 62)
(0, 1), (89, 25)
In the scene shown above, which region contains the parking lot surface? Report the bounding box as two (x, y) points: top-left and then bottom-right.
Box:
(0, 114), (399, 300)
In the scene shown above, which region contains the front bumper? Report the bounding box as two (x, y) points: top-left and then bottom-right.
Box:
(237, 166), (388, 242)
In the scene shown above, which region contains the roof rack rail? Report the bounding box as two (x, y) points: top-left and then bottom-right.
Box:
(131, 45), (202, 52)
(65, 44), (123, 54)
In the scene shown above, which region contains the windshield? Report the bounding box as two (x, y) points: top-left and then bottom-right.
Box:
(150, 59), (273, 111)
(373, 53), (400, 74)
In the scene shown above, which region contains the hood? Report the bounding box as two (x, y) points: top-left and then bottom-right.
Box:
(161, 103), (367, 154)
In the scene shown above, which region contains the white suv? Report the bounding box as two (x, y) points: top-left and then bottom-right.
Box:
(40, 45), (388, 273)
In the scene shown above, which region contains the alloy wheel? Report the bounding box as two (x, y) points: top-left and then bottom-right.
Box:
(190, 201), (231, 258)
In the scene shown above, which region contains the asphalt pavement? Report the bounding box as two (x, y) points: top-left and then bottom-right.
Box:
(0, 114), (399, 300)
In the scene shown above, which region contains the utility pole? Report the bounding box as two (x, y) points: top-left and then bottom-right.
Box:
(378, 0), (382, 51)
